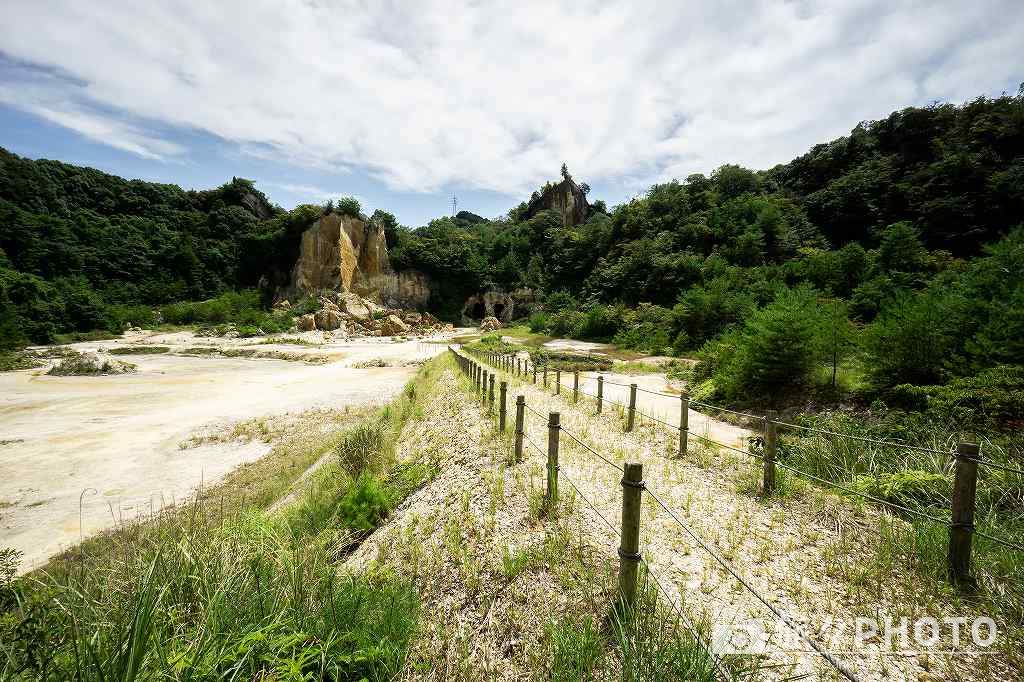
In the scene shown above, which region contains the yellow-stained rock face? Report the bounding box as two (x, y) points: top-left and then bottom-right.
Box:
(291, 212), (344, 292)
(289, 212), (414, 303)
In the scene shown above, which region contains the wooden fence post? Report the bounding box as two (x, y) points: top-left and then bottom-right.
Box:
(555, 369), (561, 395)
(573, 371), (579, 404)
(763, 410), (777, 496)
(488, 373), (495, 411)
(626, 384), (637, 432)
(679, 391), (689, 458)
(499, 381), (508, 431)
(533, 363), (537, 384)
(543, 365), (548, 388)
(597, 375), (604, 414)
(949, 442), (980, 583)
(547, 412), (560, 510)
(481, 370), (488, 405)
(514, 396), (525, 462)
(618, 462), (644, 610)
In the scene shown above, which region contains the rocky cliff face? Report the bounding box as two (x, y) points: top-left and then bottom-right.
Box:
(287, 212), (431, 308)
(524, 178), (589, 227)
(461, 288), (537, 324)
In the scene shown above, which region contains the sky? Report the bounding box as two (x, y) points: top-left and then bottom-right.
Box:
(0, 1), (1021, 227)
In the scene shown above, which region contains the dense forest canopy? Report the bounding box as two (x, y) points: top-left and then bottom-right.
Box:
(2, 91), (1022, 415)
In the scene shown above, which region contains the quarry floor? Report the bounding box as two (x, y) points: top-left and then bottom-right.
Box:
(0, 329), (454, 571)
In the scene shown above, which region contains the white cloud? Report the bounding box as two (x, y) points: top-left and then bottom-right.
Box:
(0, 81), (184, 161)
(0, 1), (1020, 192)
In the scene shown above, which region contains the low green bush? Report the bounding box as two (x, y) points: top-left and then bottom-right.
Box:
(611, 303), (673, 354)
(850, 470), (951, 508)
(338, 473), (394, 531)
(886, 365), (1024, 427)
(528, 312), (550, 333)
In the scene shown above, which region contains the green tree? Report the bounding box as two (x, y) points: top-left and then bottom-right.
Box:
(720, 286), (825, 396)
(337, 196), (361, 217)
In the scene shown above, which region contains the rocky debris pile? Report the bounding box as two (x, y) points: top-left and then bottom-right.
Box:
(479, 316), (502, 332)
(297, 292), (452, 338)
(47, 351), (137, 376)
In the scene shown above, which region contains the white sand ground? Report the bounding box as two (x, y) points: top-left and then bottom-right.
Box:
(0, 331), (453, 571)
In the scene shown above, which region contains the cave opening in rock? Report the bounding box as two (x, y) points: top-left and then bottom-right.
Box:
(493, 303), (506, 319)
(471, 301), (486, 319)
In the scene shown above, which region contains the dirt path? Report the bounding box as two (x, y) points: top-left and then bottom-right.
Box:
(474, 354), (1010, 681)
(0, 335), (448, 571)
(345, 364), (623, 678)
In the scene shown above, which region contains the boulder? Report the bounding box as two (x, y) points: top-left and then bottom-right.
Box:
(337, 292), (372, 321)
(297, 314), (317, 331)
(380, 314), (410, 336)
(314, 307), (344, 331)
(403, 311), (422, 325)
(480, 316), (502, 332)
(273, 299), (292, 311)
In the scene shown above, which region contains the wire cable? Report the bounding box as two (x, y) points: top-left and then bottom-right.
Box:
(690, 401), (764, 420)
(772, 421), (954, 457)
(973, 528), (1024, 553)
(772, 461), (952, 527)
(524, 432), (545, 458)
(633, 408), (676, 429)
(558, 425), (625, 472)
(635, 385), (675, 397)
(559, 466), (621, 536)
(524, 402), (548, 421)
(689, 431), (760, 459)
(965, 458), (1024, 478)
(643, 486), (860, 682)
(639, 555), (732, 682)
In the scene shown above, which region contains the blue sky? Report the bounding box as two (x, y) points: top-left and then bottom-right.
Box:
(1, 1), (1021, 227)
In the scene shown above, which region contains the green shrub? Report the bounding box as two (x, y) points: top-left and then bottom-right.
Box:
(528, 350), (612, 371)
(729, 286), (823, 390)
(850, 470), (951, 508)
(571, 304), (623, 340)
(528, 312), (550, 333)
(888, 365), (1024, 426)
(611, 303), (673, 353)
(338, 473), (394, 531)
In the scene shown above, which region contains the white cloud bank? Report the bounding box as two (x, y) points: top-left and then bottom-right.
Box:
(0, 1), (1021, 192)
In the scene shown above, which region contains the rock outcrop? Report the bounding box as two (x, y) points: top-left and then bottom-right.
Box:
(462, 288), (537, 324)
(379, 269), (432, 310)
(523, 177), (589, 227)
(285, 211), (434, 311)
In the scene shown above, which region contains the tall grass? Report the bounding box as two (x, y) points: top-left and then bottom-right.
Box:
(0, 358), (448, 680)
(780, 410), (1024, 624)
(544, 571), (728, 681)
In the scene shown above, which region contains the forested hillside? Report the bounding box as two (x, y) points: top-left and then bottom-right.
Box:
(2, 93), (1022, 420)
(388, 92), (1024, 418)
(0, 148), (291, 345)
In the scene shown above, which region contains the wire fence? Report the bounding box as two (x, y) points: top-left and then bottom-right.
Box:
(451, 345), (1023, 680)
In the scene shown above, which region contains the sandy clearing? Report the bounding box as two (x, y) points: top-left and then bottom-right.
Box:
(540, 338), (612, 354)
(0, 336), (449, 571)
(522, 364), (750, 450)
